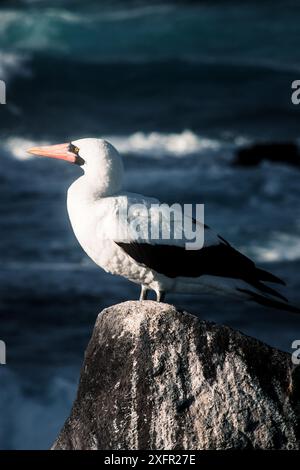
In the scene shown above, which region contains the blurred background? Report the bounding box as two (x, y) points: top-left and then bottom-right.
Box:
(1, 0), (300, 449)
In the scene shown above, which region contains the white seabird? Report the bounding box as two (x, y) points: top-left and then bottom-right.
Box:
(28, 138), (300, 313)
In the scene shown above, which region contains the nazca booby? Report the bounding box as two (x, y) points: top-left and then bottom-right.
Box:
(28, 138), (300, 313)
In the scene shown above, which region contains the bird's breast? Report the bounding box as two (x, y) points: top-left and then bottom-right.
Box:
(66, 188), (154, 284)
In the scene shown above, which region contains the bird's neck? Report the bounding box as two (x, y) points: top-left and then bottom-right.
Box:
(69, 174), (122, 203)
(84, 161), (124, 198)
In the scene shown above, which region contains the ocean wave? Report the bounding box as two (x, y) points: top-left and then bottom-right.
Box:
(4, 132), (231, 160)
(0, 260), (96, 271)
(108, 131), (226, 158)
(0, 3), (175, 27)
(174, 55), (300, 75)
(249, 234), (300, 263)
(86, 4), (175, 22)
(1, 3), (299, 75)
(3, 137), (48, 161)
(0, 368), (76, 450)
(0, 52), (30, 82)
(0, 5), (176, 58)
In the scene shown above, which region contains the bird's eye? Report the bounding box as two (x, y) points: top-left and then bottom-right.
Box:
(69, 143), (80, 155)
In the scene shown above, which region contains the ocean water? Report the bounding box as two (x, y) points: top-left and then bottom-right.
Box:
(1, 0), (300, 449)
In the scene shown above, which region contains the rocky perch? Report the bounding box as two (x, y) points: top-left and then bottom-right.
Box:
(52, 301), (300, 450)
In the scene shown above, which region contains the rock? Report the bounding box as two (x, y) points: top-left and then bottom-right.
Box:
(52, 301), (300, 450)
(234, 142), (300, 167)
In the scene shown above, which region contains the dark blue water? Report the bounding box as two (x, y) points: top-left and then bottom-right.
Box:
(1, 0), (300, 449)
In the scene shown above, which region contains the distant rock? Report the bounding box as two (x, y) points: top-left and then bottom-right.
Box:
(234, 142), (300, 167)
(52, 301), (300, 450)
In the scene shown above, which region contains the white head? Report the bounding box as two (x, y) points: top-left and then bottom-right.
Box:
(28, 138), (124, 196)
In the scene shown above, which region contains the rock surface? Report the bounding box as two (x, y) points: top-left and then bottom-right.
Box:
(52, 301), (300, 450)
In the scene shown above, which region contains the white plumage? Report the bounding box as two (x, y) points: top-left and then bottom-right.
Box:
(28, 137), (300, 313)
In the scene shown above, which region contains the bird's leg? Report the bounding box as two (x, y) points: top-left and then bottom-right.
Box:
(139, 285), (149, 301)
(156, 290), (166, 302)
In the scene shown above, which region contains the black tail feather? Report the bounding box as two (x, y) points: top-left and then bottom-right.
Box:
(255, 267), (286, 286)
(238, 288), (300, 314)
(252, 280), (288, 302)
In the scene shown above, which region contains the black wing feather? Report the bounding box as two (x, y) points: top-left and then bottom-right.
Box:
(116, 239), (286, 297)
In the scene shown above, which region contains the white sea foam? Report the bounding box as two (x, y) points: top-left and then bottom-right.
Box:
(108, 130), (223, 158)
(251, 234), (300, 263)
(0, 52), (30, 82)
(3, 137), (49, 161)
(5, 132), (227, 161)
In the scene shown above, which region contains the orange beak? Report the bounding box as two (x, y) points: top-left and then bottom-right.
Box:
(27, 143), (76, 163)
